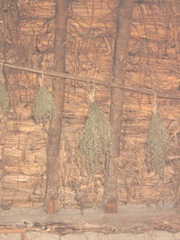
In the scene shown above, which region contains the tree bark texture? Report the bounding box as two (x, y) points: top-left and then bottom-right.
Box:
(103, 0), (135, 213)
(45, 0), (68, 213)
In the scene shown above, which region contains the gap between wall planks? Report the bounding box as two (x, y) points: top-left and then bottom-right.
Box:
(1, 61), (180, 100)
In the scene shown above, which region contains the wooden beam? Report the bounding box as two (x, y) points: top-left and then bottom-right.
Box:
(2, 62), (180, 100)
(44, 0), (68, 214)
(103, 0), (135, 213)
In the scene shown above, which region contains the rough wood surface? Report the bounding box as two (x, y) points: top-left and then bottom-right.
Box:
(0, 0), (179, 210)
(0, 205), (179, 234)
(103, 0), (135, 214)
(45, 0), (69, 213)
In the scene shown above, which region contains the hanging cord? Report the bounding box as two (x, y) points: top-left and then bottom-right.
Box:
(0, 61), (4, 84)
(87, 81), (96, 103)
(38, 71), (44, 87)
(86, 78), (100, 104)
(152, 91), (157, 114)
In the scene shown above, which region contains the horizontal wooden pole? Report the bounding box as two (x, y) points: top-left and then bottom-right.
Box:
(1, 61), (180, 100)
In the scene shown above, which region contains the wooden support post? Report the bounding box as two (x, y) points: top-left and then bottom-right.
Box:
(103, 0), (135, 213)
(45, 0), (68, 213)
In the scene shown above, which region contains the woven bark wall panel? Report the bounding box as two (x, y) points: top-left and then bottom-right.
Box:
(0, 0), (179, 208)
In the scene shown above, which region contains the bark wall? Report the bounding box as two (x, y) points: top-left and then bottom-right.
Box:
(0, 0), (179, 210)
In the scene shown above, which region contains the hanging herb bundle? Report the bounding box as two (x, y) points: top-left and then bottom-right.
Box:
(146, 111), (169, 179)
(0, 84), (9, 113)
(33, 86), (55, 124)
(76, 102), (112, 175)
(0, 64), (9, 114)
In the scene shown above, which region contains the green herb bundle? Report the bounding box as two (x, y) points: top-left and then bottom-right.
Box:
(0, 84), (9, 113)
(76, 102), (112, 175)
(33, 86), (55, 124)
(146, 112), (168, 179)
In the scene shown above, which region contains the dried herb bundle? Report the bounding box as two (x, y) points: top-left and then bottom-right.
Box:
(33, 86), (55, 124)
(0, 84), (9, 113)
(76, 102), (112, 175)
(146, 112), (168, 179)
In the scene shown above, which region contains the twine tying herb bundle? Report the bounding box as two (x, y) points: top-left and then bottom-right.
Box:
(0, 84), (9, 113)
(146, 111), (168, 179)
(76, 102), (112, 175)
(33, 85), (55, 124)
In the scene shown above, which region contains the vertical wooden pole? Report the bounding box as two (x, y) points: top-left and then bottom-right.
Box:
(45, 0), (68, 214)
(103, 0), (135, 213)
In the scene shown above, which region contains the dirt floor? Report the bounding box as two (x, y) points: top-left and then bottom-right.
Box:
(0, 203), (179, 239)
